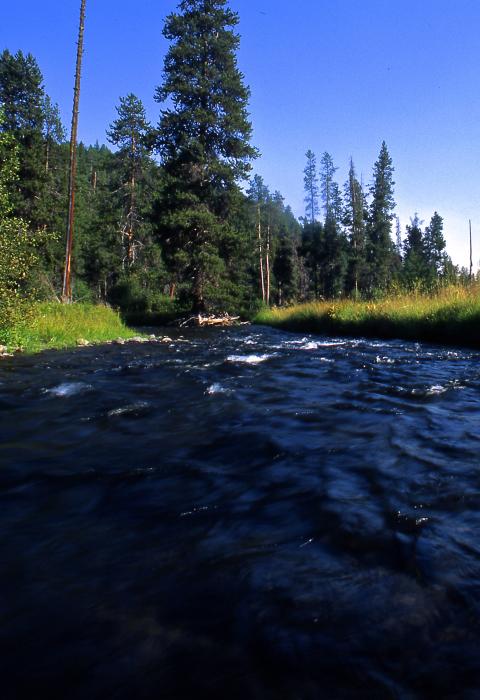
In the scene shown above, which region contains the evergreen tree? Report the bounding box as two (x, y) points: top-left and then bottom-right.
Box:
(0, 50), (47, 225)
(303, 149), (319, 224)
(301, 220), (324, 299)
(320, 152), (339, 222)
(343, 158), (367, 297)
(155, 0), (257, 311)
(273, 232), (299, 305)
(402, 214), (428, 288)
(367, 141), (396, 293)
(320, 216), (348, 297)
(42, 95), (65, 175)
(107, 94), (153, 268)
(424, 211), (448, 283)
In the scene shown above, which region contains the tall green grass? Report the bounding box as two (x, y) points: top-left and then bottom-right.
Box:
(254, 286), (480, 348)
(9, 302), (138, 353)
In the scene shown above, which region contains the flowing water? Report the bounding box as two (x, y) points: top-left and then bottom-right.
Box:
(1, 327), (480, 699)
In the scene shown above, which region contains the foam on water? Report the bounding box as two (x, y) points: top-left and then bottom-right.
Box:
(45, 382), (93, 398)
(107, 401), (151, 417)
(206, 383), (229, 395)
(425, 384), (449, 396)
(226, 354), (271, 364)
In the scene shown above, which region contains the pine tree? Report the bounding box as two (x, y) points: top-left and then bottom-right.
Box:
(367, 141), (396, 293)
(424, 211), (449, 283)
(42, 96), (65, 175)
(343, 158), (367, 297)
(155, 0), (257, 311)
(0, 50), (47, 224)
(273, 232), (299, 305)
(303, 150), (319, 224)
(301, 220), (324, 299)
(402, 214), (428, 288)
(320, 152), (339, 222)
(107, 94), (153, 268)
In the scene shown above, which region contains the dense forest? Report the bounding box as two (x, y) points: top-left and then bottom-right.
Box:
(0, 0), (474, 326)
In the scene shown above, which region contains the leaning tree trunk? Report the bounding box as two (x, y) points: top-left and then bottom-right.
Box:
(62, 0), (87, 302)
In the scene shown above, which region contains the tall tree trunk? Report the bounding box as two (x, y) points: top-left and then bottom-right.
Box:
(266, 221), (271, 306)
(470, 220), (473, 281)
(62, 0), (87, 302)
(257, 203), (265, 302)
(127, 134), (136, 265)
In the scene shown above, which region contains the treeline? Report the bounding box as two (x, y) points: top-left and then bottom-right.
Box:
(0, 0), (473, 324)
(299, 148), (461, 300)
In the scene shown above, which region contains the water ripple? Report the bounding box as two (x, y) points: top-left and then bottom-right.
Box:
(1, 326), (480, 698)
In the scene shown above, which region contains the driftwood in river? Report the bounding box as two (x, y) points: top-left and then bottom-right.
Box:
(179, 314), (246, 328)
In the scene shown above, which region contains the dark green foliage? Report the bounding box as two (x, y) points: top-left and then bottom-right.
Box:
(155, 0), (257, 311)
(401, 211), (453, 290)
(273, 233), (299, 304)
(366, 141), (397, 293)
(301, 221), (324, 299)
(320, 152), (339, 223)
(402, 214), (427, 287)
(424, 211), (450, 282)
(319, 217), (348, 298)
(344, 159), (368, 297)
(107, 94), (156, 269)
(0, 50), (48, 226)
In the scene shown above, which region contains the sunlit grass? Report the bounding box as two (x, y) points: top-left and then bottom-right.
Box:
(254, 285), (480, 347)
(11, 302), (138, 353)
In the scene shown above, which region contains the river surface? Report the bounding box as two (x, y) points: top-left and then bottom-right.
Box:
(1, 326), (480, 699)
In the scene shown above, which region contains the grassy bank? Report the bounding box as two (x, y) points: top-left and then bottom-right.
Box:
(254, 286), (480, 348)
(4, 302), (138, 354)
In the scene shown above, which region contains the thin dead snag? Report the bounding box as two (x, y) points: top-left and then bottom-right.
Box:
(62, 0), (87, 302)
(257, 203), (266, 303)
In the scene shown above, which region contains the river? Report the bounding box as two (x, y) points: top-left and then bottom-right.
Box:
(1, 326), (480, 698)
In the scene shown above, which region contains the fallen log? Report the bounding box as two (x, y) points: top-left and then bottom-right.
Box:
(178, 313), (245, 328)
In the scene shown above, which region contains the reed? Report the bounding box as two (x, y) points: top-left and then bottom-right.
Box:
(254, 286), (480, 348)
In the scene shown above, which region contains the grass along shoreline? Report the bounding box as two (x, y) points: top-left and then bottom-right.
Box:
(254, 286), (480, 349)
(1, 302), (140, 355)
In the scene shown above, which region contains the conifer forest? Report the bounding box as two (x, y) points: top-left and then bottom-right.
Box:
(0, 0), (471, 331)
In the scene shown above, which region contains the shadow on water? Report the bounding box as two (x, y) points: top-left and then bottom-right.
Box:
(1, 327), (480, 698)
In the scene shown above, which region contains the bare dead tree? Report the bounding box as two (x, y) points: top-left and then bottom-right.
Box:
(469, 220), (473, 281)
(62, 0), (87, 302)
(265, 219), (271, 306)
(257, 202), (266, 302)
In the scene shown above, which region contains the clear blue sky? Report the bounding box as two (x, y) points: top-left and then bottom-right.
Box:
(2, 0), (480, 268)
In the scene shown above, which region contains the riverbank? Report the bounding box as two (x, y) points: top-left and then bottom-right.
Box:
(254, 286), (480, 348)
(1, 302), (139, 355)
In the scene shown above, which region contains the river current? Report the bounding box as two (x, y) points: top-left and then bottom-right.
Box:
(1, 326), (480, 699)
